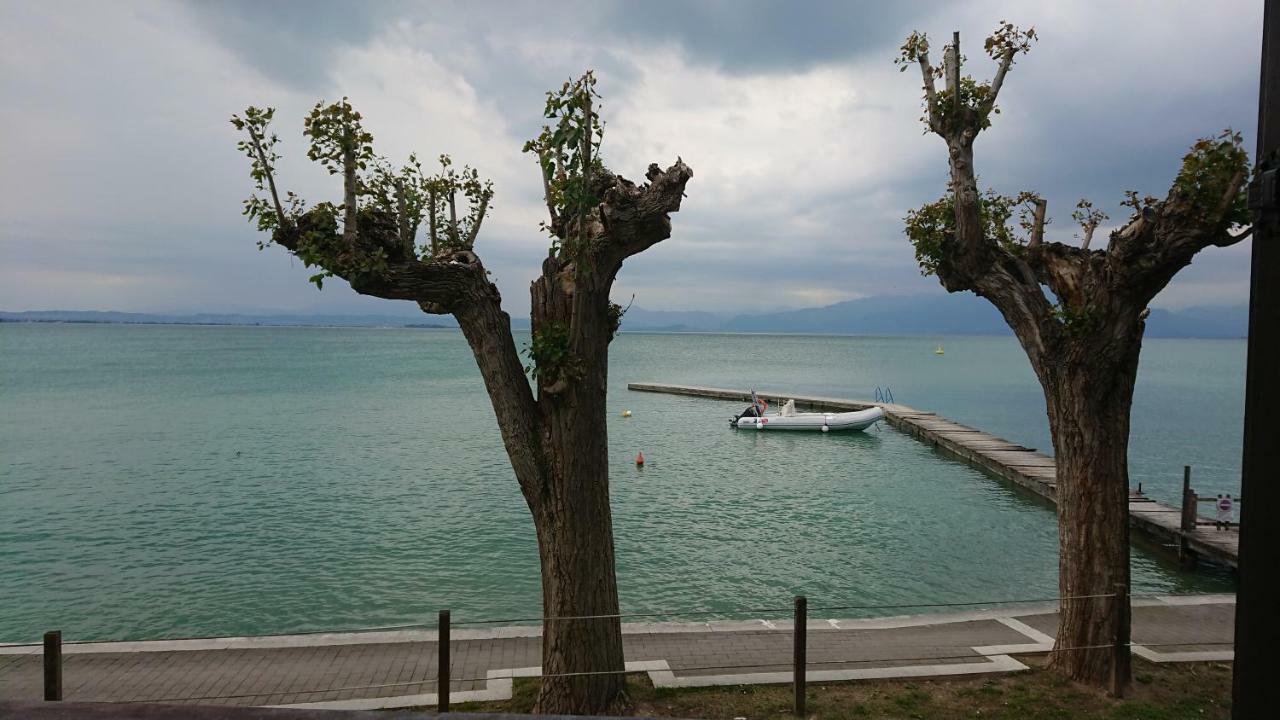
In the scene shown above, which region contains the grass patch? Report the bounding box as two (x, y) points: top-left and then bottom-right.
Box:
(442, 657), (1232, 719)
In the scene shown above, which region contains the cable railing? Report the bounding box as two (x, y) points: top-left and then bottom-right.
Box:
(6, 587), (1237, 714)
(0, 591), (1134, 647)
(3, 585), (1223, 647)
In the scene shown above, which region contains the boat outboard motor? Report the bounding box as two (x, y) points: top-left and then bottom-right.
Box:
(730, 393), (767, 427)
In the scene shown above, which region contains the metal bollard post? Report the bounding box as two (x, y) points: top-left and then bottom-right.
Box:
(794, 596), (807, 717)
(438, 610), (450, 712)
(1180, 466), (1194, 532)
(1179, 466), (1195, 564)
(1109, 582), (1131, 698)
(43, 630), (62, 701)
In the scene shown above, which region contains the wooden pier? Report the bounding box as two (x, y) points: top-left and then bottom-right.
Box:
(627, 382), (1239, 568)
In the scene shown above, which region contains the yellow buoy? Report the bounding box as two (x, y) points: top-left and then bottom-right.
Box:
(935, 345), (945, 355)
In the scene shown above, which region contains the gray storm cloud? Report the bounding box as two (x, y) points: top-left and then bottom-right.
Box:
(0, 0), (1262, 315)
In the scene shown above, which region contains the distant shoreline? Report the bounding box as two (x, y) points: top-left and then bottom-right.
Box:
(1, 300), (1250, 339)
(0, 316), (1246, 341)
(0, 317), (454, 330)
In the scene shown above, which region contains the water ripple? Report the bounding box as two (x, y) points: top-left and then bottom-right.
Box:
(0, 325), (1236, 642)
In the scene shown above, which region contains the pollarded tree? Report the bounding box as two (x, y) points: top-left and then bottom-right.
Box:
(231, 74), (693, 714)
(896, 25), (1251, 690)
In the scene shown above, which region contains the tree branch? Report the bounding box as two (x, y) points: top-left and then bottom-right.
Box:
(272, 220), (471, 308)
(465, 194), (489, 249)
(273, 216), (542, 485)
(917, 52), (941, 132)
(580, 91), (592, 250)
(972, 261), (1057, 369)
(342, 137), (358, 247)
(427, 187), (439, 255)
(1027, 241), (1097, 310)
(1217, 225), (1253, 246)
(1211, 167), (1248, 226)
(395, 178), (411, 256)
(1028, 197), (1048, 248)
(538, 155), (559, 226)
(1113, 208), (1154, 247)
(597, 159), (694, 272)
(1081, 224), (1097, 250)
(985, 50), (1015, 112)
(246, 125), (286, 227)
(1108, 194), (1242, 304)
(451, 278), (544, 497)
(944, 38), (959, 99)
(448, 188), (460, 246)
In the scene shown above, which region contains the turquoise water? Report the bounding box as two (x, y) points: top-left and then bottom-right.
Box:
(0, 324), (1241, 643)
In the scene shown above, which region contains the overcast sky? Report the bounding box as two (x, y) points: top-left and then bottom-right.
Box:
(0, 0), (1263, 316)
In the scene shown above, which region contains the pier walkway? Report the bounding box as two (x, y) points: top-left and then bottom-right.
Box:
(628, 383), (1239, 568)
(0, 596), (1234, 710)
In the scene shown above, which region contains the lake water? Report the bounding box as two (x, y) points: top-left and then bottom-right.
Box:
(0, 324), (1243, 643)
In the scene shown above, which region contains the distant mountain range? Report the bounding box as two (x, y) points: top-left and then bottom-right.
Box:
(619, 296), (1249, 338)
(0, 310), (453, 329)
(0, 296), (1249, 338)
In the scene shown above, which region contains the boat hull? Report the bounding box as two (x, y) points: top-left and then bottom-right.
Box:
(735, 406), (885, 432)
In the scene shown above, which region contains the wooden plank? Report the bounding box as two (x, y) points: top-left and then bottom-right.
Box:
(997, 453), (1054, 460)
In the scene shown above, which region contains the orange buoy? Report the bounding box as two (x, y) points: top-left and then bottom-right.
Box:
(635, 451), (645, 467)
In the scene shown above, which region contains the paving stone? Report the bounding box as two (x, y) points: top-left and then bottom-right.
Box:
(0, 601), (1234, 707)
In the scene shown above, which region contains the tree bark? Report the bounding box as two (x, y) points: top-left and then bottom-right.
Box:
(530, 441), (626, 712)
(1034, 327), (1140, 689)
(948, 139), (985, 269)
(525, 259), (626, 712)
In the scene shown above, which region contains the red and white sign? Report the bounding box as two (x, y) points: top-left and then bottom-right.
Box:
(1216, 495), (1234, 523)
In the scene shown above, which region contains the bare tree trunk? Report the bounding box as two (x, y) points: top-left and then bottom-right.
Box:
(524, 265), (626, 712)
(444, 274), (625, 714)
(531, 444), (625, 712)
(1037, 329), (1140, 689)
(447, 273), (626, 714)
(949, 140), (985, 264)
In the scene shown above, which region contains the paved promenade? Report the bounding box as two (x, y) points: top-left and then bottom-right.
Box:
(0, 595), (1234, 710)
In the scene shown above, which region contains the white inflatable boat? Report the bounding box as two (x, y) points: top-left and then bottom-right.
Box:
(733, 399), (885, 433)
